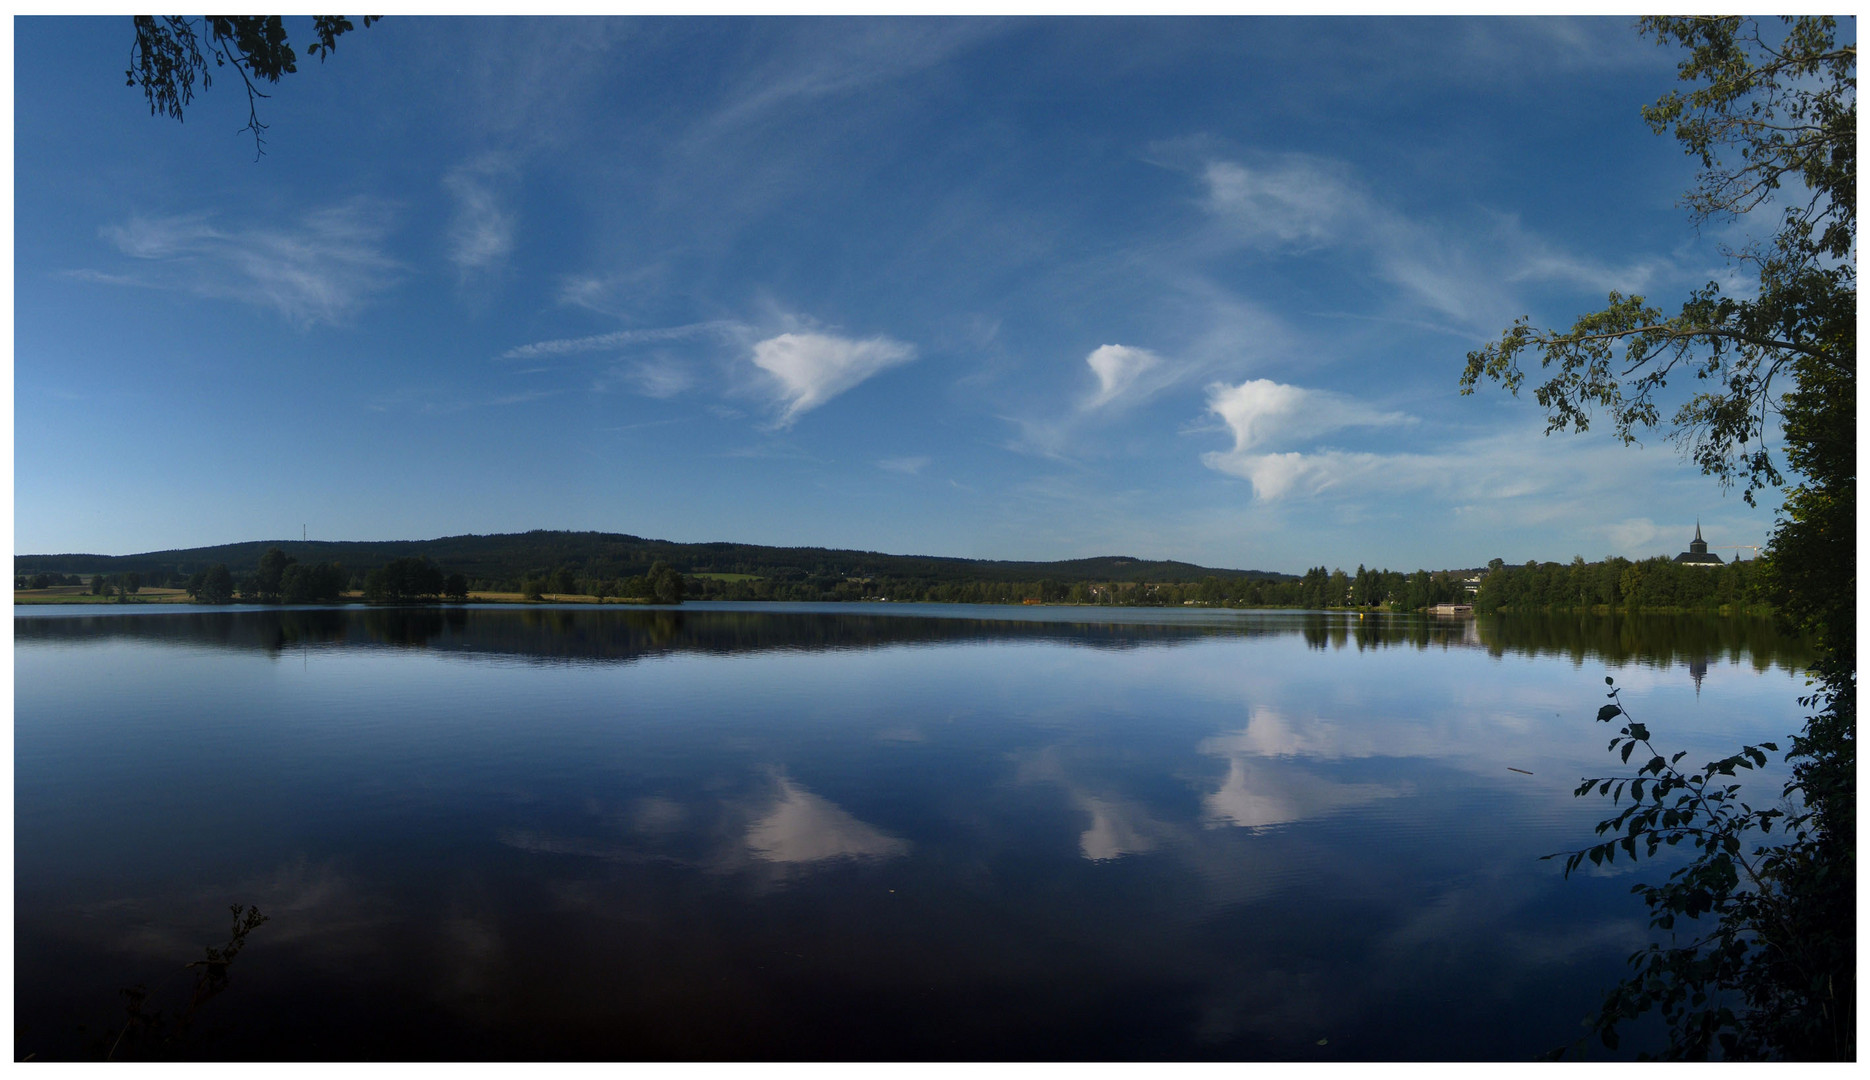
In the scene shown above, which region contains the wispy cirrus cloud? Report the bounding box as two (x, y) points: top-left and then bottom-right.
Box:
(1194, 152), (1671, 331)
(613, 356), (696, 399)
(701, 19), (1002, 135)
(750, 331), (916, 426)
(58, 268), (149, 288)
(1202, 158), (1367, 250)
(93, 200), (402, 326)
(363, 385), (564, 415)
(877, 455), (931, 475)
(443, 157), (517, 279)
(552, 268), (674, 319)
(500, 320), (744, 360)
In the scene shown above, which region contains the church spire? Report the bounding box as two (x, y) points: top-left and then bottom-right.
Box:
(1678, 520), (1720, 563)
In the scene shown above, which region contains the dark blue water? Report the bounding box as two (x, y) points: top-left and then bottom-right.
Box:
(13, 604), (1808, 1060)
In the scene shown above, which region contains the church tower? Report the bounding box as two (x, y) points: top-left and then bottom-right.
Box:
(1674, 521), (1724, 565)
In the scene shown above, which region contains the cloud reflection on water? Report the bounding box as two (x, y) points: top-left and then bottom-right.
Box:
(1076, 794), (1170, 861)
(746, 777), (911, 864)
(1197, 706), (1408, 830)
(15, 607), (1803, 1059)
(1201, 757), (1405, 831)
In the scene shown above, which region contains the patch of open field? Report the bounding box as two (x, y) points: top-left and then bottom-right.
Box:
(14, 586), (192, 605)
(466, 592), (653, 605)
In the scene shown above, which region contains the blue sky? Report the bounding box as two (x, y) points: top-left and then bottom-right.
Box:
(13, 16), (1794, 572)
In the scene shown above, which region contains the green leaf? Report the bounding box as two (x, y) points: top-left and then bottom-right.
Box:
(1598, 704), (1623, 722)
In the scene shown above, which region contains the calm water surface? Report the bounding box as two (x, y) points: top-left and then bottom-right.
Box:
(14, 603), (1810, 1060)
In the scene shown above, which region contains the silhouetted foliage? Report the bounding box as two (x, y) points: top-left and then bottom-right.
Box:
(1521, 18), (1855, 1060)
(363, 556), (446, 603)
(278, 560), (347, 603)
(105, 904), (267, 1061)
(649, 561), (685, 605)
(194, 564), (235, 605)
(1461, 16), (1854, 508)
(1549, 682), (1849, 1059)
(250, 545), (294, 603)
(126, 16), (379, 157)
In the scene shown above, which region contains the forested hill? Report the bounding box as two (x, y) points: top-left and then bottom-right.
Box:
(15, 530), (1290, 589)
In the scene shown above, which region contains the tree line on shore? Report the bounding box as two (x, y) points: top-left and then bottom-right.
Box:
(18, 549), (1783, 615)
(677, 564), (1481, 609)
(1473, 555), (1765, 614)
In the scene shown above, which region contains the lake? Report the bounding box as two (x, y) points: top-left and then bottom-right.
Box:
(13, 603), (1811, 1060)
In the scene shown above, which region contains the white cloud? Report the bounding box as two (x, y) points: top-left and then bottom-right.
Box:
(1205, 448), (1397, 500)
(443, 158), (516, 277)
(1200, 384), (1731, 515)
(1205, 378), (1410, 455)
(750, 331), (916, 425)
(997, 290), (1300, 463)
(96, 201), (401, 326)
(1083, 344), (1165, 409)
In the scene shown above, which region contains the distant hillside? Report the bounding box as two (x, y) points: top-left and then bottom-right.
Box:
(16, 530), (1292, 589)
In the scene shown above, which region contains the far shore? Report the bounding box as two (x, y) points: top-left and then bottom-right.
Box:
(12, 587), (1771, 619)
(12, 586), (659, 607)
